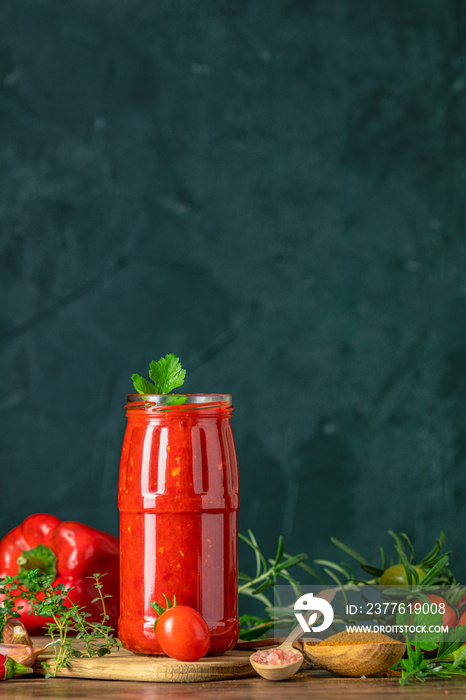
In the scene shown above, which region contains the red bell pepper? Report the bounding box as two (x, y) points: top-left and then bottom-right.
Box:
(0, 514), (119, 634)
(0, 653), (32, 680)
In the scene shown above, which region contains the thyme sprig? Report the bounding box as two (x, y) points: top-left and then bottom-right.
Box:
(0, 569), (118, 677)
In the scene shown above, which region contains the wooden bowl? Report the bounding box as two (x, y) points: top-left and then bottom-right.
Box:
(303, 640), (406, 677)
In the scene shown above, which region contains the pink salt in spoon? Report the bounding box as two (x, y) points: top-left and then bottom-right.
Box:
(249, 588), (337, 681)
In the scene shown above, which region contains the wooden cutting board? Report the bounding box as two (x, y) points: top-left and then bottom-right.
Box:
(31, 637), (256, 683)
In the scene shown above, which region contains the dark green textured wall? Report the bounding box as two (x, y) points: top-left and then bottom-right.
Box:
(2, 0), (466, 582)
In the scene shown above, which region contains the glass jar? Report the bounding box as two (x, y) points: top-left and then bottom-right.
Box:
(118, 394), (240, 655)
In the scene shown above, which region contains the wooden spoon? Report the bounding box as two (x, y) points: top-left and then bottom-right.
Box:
(303, 638), (406, 677)
(249, 588), (337, 682)
(249, 628), (305, 681)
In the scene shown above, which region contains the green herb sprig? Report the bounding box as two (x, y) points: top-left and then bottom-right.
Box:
(398, 644), (459, 685)
(396, 620), (466, 685)
(238, 530), (315, 640)
(0, 569), (118, 677)
(132, 354), (186, 397)
(312, 532), (466, 685)
(314, 530), (455, 589)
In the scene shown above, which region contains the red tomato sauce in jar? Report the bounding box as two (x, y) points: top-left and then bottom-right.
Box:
(118, 394), (240, 655)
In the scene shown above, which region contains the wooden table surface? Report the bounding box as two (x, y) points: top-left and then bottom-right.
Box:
(2, 637), (466, 698)
(2, 668), (466, 699)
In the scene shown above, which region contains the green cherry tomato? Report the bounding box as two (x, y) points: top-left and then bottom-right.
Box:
(379, 564), (426, 586)
(156, 605), (211, 661)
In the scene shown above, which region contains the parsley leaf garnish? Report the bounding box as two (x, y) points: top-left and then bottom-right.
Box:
(148, 354), (186, 393)
(132, 375), (158, 395)
(132, 354), (186, 396)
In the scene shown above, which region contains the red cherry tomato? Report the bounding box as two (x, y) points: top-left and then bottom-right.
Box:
(409, 594), (457, 655)
(156, 605), (211, 661)
(457, 608), (466, 639)
(410, 594), (457, 629)
(420, 594), (457, 628)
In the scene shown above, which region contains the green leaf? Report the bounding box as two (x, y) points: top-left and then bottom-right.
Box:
(96, 647), (111, 657)
(322, 567), (345, 588)
(403, 562), (421, 585)
(238, 573), (253, 582)
(132, 354), (186, 395)
(330, 537), (370, 566)
(399, 532), (415, 563)
(451, 643), (466, 668)
(150, 594), (177, 630)
(313, 559), (352, 577)
(132, 374), (157, 395)
(150, 601), (166, 616)
(275, 553), (307, 572)
(238, 615), (275, 641)
(295, 561), (325, 584)
(252, 580), (271, 595)
(164, 395), (187, 406)
(238, 587), (272, 608)
(436, 624), (466, 659)
(239, 530), (267, 579)
(149, 354), (186, 394)
(419, 532), (446, 566)
(360, 563), (385, 577)
(389, 531), (407, 562)
(273, 536), (284, 568)
(163, 594), (174, 609)
(418, 554), (451, 585)
(379, 546), (386, 571)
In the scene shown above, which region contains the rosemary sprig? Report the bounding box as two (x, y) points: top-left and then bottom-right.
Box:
(238, 530), (309, 602)
(238, 530), (312, 639)
(319, 531), (455, 588)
